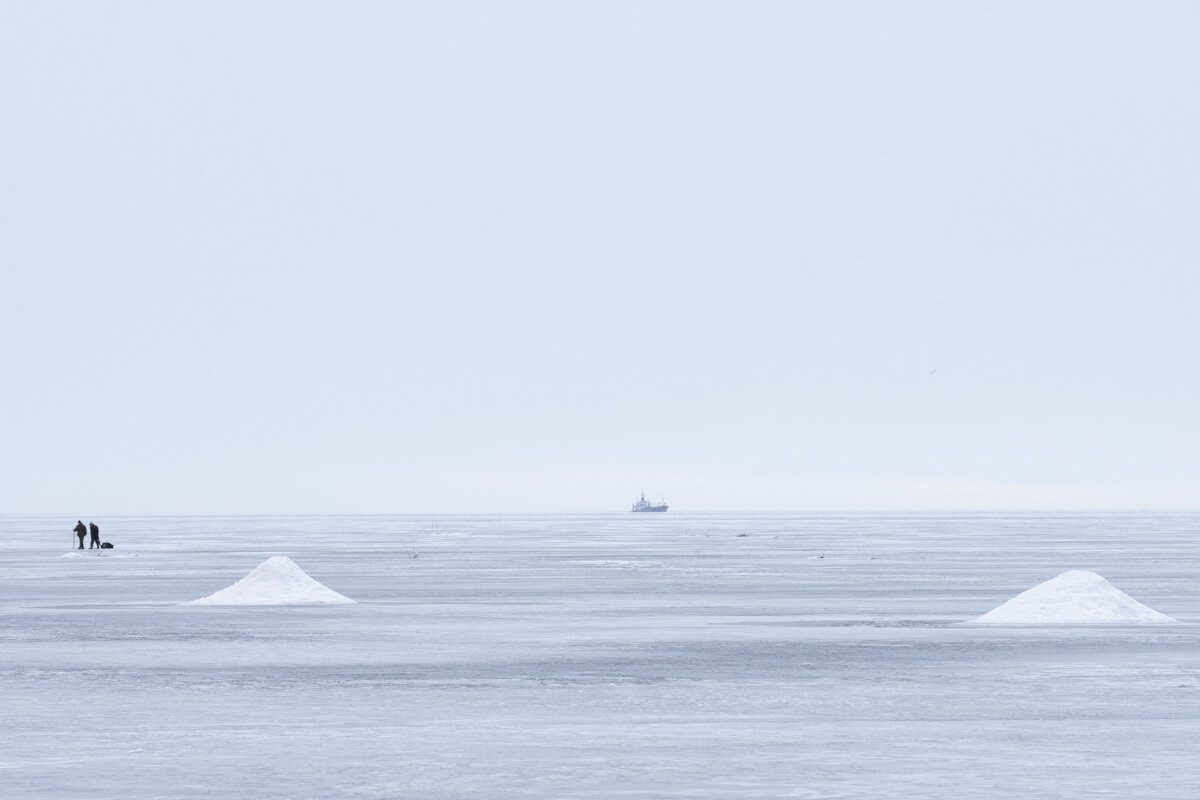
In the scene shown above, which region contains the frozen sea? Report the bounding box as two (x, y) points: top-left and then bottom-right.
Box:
(3, 512), (1200, 799)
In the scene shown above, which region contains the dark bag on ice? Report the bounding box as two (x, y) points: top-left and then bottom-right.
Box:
(100, 542), (114, 549)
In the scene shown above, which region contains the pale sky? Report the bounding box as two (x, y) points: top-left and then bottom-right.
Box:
(3, 2), (1199, 513)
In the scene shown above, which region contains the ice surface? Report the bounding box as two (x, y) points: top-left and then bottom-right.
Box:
(3, 512), (1200, 799)
(970, 569), (1176, 624)
(189, 555), (354, 605)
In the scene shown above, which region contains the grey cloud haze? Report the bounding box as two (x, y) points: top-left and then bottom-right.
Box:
(3, 2), (1198, 513)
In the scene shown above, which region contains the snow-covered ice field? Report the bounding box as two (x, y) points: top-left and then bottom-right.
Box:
(3, 512), (1200, 798)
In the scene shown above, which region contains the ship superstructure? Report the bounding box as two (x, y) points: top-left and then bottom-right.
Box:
(631, 493), (668, 512)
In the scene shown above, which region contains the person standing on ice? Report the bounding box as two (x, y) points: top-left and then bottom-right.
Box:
(73, 521), (87, 549)
(88, 522), (100, 549)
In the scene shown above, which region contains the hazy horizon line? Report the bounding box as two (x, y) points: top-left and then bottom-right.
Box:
(7, 508), (1200, 518)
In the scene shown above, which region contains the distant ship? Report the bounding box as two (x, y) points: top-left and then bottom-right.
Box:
(631, 493), (668, 512)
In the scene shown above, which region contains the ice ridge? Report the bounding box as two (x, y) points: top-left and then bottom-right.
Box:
(189, 555), (355, 605)
(970, 569), (1173, 624)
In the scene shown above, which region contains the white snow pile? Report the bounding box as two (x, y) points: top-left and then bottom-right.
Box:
(189, 556), (354, 605)
(970, 570), (1174, 624)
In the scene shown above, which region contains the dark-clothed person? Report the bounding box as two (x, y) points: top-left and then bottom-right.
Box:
(89, 522), (100, 549)
(73, 521), (86, 549)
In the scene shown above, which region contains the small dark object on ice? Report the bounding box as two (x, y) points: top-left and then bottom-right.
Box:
(736, 533), (749, 537)
(100, 542), (114, 549)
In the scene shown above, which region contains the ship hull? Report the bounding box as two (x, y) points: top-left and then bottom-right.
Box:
(632, 505), (668, 512)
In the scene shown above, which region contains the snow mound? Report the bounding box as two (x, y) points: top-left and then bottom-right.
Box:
(189, 556), (354, 605)
(971, 570), (1173, 624)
